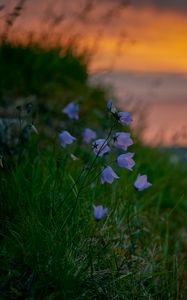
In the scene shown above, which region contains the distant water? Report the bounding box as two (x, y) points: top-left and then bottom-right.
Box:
(142, 102), (187, 146)
(91, 71), (187, 146)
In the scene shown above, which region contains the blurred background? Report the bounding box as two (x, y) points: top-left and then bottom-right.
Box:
(0, 0), (187, 148)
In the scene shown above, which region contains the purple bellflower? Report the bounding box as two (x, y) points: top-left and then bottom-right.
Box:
(62, 102), (79, 120)
(113, 132), (133, 150)
(107, 100), (113, 111)
(92, 139), (110, 157)
(82, 128), (96, 143)
(59, 130), (76, 148)
(101, 166), (119, 184)
(118, 112), (132, 126)
(107, 100), (117, 114)
(93, 205), (108, 221)
(134, 174), (152, 191)
(117, 153), (135, 171)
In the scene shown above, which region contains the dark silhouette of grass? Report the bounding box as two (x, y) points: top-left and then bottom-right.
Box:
(0, 42), (88, 98)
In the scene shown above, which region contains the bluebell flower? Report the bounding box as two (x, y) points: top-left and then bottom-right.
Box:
(113, 132), (133, 150)
(62, 102), (79, 120)
(93, 205), (108, 221)
(107, 100), (113, 111)
(82, 128), (96, 143)
(59, 130), (76, 148)
(107, 99), (117, 114)
(92, 139), (110, 157)
(118, 112), (132, 126)
(101, 166), (119, 184)
(117, 153), (135, 170)
(134, 174), (152, 191)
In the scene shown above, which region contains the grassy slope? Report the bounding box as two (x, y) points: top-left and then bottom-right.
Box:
(0, 42), (187, 299)
(0, 42), (108, 126)
(0, 132), (187, 299)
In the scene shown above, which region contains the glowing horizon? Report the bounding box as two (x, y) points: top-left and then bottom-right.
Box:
(88, 7), (187, 73)
(1, 3), (187, 74)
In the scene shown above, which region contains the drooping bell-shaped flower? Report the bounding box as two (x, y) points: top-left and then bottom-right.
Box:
(101, 166), (119, 184)
(107, 100), (113, 111)
(93, 205), (108, 221)
(117, 111), (132, 126)
(134, 174), (152, 191)
(113, 132), (133, 151)
(82, 128), (96, 143)
(107, 99), (117, 114)
(92, 139), (110, 157)
(59, 130), (76, 148)
(117, 153), (135, 171)
(62, 102), (79, 120)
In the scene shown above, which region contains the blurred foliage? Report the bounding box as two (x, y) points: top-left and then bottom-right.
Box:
(0, 41), (88, 97)
(0, 41), (111, 143)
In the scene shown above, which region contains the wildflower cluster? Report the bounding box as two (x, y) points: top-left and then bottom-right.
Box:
(59, 100), (152, 222)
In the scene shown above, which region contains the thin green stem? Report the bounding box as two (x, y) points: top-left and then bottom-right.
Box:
(57, 122), (117, 226)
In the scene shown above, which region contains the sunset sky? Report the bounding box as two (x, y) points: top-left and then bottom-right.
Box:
(1, 0), (187, 146)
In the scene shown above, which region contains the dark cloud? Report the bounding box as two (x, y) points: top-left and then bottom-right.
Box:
(3, 0), (187, 13)
(101, 0), (187, 11)
(131, 0), (187, 13)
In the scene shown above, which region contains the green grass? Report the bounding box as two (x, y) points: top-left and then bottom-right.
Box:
(0, 40), (186, 299)
(0, 41), (109, 130)
(0, 126), (187, 299)
(0, 42), (88, 97)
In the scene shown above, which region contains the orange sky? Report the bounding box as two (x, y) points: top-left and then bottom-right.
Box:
(1, 1), (187, 74)
(88, 7), (187, 73)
